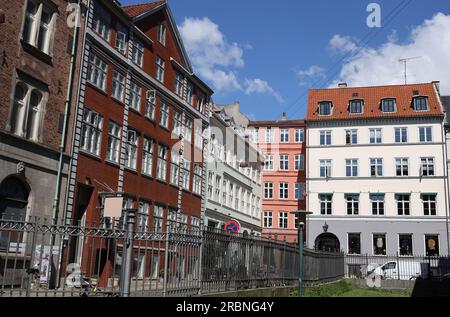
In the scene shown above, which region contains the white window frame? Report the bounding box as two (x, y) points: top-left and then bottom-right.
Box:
(160, 102), (169, 128)
(142, 137), (154, 177)
(106, 121), (121, 163)
(280, 129), (289, 143)
(279, 183), (289, 200)
(125, 129), (138, 170)
(157, 23), (167, 46)
(81, 108), (103, 156)
(419, 127), (433, 143)
(395, 127), (408, 143)
(88, 53), (107, 91)
(112, 71), (125, 102)
(131, 39), (144, 67)
(369, 129), (382, 144)
(156, 145), (168, 181)
(280, 155), (289, 171)
(156, 56), (165, 83)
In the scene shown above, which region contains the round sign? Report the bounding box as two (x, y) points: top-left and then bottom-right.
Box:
(224, 220), (240, 235)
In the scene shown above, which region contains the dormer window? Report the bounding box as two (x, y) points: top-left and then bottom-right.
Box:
(413, 96), (429, 111)
(349, 100), (363, 114)
(381, 98), (396, 113)
(318, 102), (332, 116)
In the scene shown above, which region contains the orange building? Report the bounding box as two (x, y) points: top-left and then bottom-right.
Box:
(248, 114), (306, 243)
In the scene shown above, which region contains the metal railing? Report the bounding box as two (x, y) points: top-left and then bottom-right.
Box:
(345, 253), (450, 281)
(0, 217), (344, 297)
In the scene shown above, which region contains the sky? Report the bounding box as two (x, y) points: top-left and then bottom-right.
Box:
(121, 0), (450, 121)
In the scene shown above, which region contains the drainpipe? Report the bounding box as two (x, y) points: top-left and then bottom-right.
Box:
(50, 0), (82, 230)
(442, 123), (450, 256)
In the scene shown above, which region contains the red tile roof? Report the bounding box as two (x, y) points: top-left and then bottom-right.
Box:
(121, 1), (165, 18)
(306, 82), (444, 122)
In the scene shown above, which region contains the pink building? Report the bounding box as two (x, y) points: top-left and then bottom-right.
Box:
(248, 114), (306, 243)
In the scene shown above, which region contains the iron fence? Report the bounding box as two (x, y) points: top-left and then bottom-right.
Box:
(0, 217), (344, 297)
(345, 253), (450, 281)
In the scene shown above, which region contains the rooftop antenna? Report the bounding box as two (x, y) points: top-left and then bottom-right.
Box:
(399, 56), (422, 84)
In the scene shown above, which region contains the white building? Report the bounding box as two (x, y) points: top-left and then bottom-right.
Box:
(306, 82), (450, 256)
(204, 103), (264, 235)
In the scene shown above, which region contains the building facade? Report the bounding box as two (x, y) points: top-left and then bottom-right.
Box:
(306, 82), (450, 256)
(248, 115), (307, 243)
(205, 103), (263, 235)
(62, 0), (213, 279)
(0, 0), (83, 231)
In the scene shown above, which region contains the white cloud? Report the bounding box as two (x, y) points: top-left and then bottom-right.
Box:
(297, 65), (326, 78)
(244, 79), (284, 103)
(329, 13), (450, 94)
(179, 17), (283, 102)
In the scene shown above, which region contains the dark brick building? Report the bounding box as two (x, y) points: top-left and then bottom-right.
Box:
(62, 0), (213, 280)
(0, 0), (84, 230)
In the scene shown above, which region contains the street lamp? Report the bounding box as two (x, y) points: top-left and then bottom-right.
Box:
(290, 210), (313, 297)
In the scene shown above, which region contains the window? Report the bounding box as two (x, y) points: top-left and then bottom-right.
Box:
(156, 56), (165, 83)
(153, 206), (164, 233)
(131, 39), (144, 67)
(157, 23), (166, 45)
(207, 172), (213, 199)
(280, 129), (289, 143)
(348, 233), (361, 255)
(112, 71), (125, 102)
(425, 235), (440, 256)
(295, 183), (305, 200)
(186, 81), (194, 105)
(88, 54), (107, 90)
(395, 158), (409, 176)
(115, 24), (127, 55)
(278, 212), (288, 229)
(345, 130), (358, 145)
(381, 99), (396, 113)
(81, 108), (103, 156)
(421, 158), (435, 176)
(193, 164), (202, 195)
(184, 118), (193, 143)
(422, 194), (437, 216)
(156, 145), (168, 181)
(413, 96), (428, 111)
(197, 93), (205, 114)
(265, 129), (274, 143)
(319, 194), (332, 215)
(295, 129), (305, 143)
(181, 159), (191, 190)
(373, 234), (387, 255)
(319, 160), (332, 178)
(137, 201), (149, 233)
(10, 81), (44, 141)
(280, 155), (289, 171)
(106, 122), (121, 163)
(396, 194), (410, 216)
(399, 234), (413, 256)
(345, 159), (358, 177)
(22, 1), (56, 55)
(371, 194), (385, 215)
(170, 150), (180, 185)
(369, 129), (382, 144)
(142, 137), (154, 176)
(169, 112), (182, 139)
(395, 128), (408, 143)
(125, 129), (138, 170)
(129, 82), (141, 111)
(191, 217), (200, 234)
(194, 125), (203, 149)
(419, 127), (432, 143)
(222, 180), (228, 206)
(349, 100), (363, 114)
(264, 155), (274, 171)
(295, 154), (305, 171)
(145, 90), (156, 120)
(264, 183), (273, 199)
(320, 131), (332, 146)
(212, 175), (220, 201)
(160, 102), (169, 128)
(370, 158), (383, 177)
(175, 72), (184, 97)
(318, 102), (332, 116)
(263, 212), (273, 228)
(177, 213), (188, 234)
(167, 209), (177, 234)
(346, 194), (359, 215)
(92, 1), (110, 41)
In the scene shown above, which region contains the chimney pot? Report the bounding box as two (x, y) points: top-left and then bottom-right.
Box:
(338, 83), (348, 88)
(282, 112), (287, 121)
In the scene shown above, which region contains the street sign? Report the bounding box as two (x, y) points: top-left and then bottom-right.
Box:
(224, 220), (240, 235)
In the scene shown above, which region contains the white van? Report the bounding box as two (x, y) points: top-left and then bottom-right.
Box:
(373, 260), (426, 280)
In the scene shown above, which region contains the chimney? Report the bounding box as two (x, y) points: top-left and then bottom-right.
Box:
(282, 112), (287, 121)
(338, 83), (348, 88)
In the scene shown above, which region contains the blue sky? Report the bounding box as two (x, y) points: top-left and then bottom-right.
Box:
(122, 0), (450, 121)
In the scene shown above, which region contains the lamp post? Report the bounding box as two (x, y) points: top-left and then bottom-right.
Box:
(290, 211), (313, 297)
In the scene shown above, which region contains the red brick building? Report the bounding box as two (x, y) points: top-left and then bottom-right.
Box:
(0, 0), (84, 227)
(62, 0), (213, 280)
(248, 114), (307, 243)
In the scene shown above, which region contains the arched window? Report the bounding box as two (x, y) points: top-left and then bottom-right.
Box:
(0, 177), (30, 221)
(11, 82), (28, 135)
(26, 89), (42, 140)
